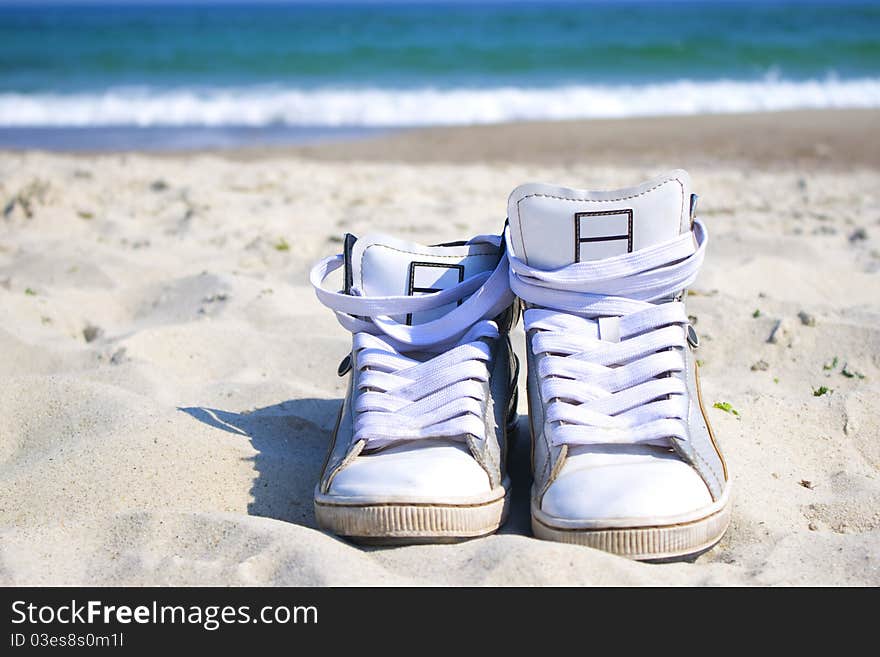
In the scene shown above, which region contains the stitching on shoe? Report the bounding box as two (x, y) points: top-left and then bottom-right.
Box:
(689, 438), (721, 492)
(358, 243), (494, 290)
(326, 439), (365, 492)
(514, 177), (686, 263)
(684, 350), (723, 492)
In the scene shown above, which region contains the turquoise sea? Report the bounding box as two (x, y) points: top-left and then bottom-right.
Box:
(1, 0), (879, 149)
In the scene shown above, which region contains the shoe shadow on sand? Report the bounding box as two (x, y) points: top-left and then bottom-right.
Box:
(497, 414), (533, 537)
(178, 401), (533, 540)
(178, 398), (341, 529)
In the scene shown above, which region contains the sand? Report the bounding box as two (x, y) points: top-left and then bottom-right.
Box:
(1, 110), (879, 585)
(288, 108), (880, 170)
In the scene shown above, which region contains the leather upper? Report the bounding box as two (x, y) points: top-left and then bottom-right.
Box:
(528, 327), (724, 521)
(507, 171), (691, 269)
(317, 235), (518, 502)
(510, 171), (729, 523)
(321, 332), (516, 500)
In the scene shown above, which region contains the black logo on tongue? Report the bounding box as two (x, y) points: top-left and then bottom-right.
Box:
(405, 262), (465, 325)
(574, 209), (634, 262)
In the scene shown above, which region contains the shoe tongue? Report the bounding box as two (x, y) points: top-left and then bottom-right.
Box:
(507, 170), (693, 269)
(345, 233), (501, 325)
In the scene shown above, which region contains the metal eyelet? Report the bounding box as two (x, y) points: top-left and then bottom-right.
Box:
(686, 324), (700, 350)
(337, 353), (352, 377)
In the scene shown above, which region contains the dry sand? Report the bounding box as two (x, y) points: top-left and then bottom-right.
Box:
(1, 110), (878, 585)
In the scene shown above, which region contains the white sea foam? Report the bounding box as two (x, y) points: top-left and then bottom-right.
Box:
(2, 77), (879, 127)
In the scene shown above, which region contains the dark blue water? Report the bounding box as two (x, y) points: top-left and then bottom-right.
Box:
(1, 1), (878, 149)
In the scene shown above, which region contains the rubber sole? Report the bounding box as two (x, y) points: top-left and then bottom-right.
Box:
(315, 483), (511, 545)
(531, 494), (731, 561)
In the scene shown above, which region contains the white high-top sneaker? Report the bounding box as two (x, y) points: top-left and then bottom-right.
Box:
(310, 233), (518, 542)
(506, 170), (731, 560)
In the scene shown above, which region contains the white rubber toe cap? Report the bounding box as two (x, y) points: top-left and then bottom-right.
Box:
(328, 439), (493, 501)
(541, 446), (712, 522)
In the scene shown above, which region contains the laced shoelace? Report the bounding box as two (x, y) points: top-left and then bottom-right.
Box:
(310, 236), (514, 449)
(507, 220), (707, 448)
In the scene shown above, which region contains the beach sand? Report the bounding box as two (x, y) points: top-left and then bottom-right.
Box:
(1, 109), (878, 585)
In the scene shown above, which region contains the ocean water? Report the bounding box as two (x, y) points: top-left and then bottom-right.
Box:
(1, 0), (879, 149)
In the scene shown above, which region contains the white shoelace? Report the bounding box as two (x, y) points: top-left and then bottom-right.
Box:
(507, 220), (707, 448)
(310, 236), (514, 449)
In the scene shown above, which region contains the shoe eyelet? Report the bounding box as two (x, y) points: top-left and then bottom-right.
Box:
(686, 324), (700, 350)
(337, 353), (352, 377)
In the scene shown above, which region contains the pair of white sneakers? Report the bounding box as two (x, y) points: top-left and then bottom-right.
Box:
(310, 170), (730, 561)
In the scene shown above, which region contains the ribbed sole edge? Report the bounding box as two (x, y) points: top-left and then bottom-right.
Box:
(315, 489), (510, 544)
(531, 500), (732, 561)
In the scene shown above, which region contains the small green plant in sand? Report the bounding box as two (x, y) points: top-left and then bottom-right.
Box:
(752, 309), (761, 318)
(713, 401), (740, 417)
(841, 364), (865, 380)
(823, 356), (838, 371)
(274, 237), (290, 252)
(24, 287), (36, 296)
(812, 386), (832, 397)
